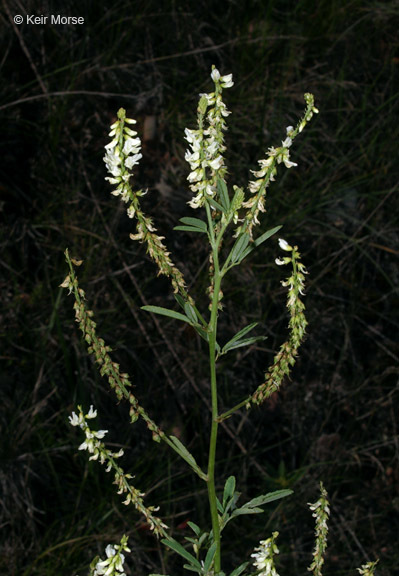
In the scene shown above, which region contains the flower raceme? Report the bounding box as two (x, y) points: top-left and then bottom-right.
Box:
(103, 109), (188, 297)
(69, 405), (122, 464)
(89, 536), (130, 576)
(185, 66), (233, 210)
(69, 405), (168, 538)
(251, 532), (280, 576)
(103, 112), (142, 203)
(252, 239), (308, 405)
(308, 483), (330, 576)
(236, 101), (318, 239)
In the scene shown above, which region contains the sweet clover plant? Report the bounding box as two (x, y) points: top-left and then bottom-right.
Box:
(61, 67), (378, 576)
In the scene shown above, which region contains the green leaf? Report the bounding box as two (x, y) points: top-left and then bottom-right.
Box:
(223, 335), (267, 354)
(174, 294), (186, 311)
(162, 539), (202, 570)
(225, 322), (258, 345)
(141, 305), (191, 324)
(193, 325), (209, 342)
(229, 562), (249, 576)
(244, 489), (293, 508)
(169, 436), (197, 469)
(207, 197), (226, 213)
(187, 522), (201, 537)
(223, 476), (236, 508)
(227, 226), (283, 268)
(223, 491), (241, 517)
(226, 489), (293, 523)
(183, 565), (201, 574)
(198, 532), (209, 548)
(234, 245), (253, 263)
(254, 225), (282, 247)
(222, 322), (266, 354)
(184, 302), (198, 324)
(204, 542), (217, 573)
(216, 497), (224, 514)
(179, 217), (208, 231)
(174, 225), (206, 233)
(230, 506), (264, 519)
(217, 178), (230, 211)
(231, 233), (250, 263)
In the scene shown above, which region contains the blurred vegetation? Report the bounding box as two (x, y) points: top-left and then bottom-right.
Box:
(1, 0), (398, 575)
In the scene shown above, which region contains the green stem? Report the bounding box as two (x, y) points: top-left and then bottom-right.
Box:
(217, 396), (251, 422)
(205, 202), (222, 573)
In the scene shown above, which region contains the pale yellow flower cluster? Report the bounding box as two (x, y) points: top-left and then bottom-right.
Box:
(69, 405), (123, 464)
(61, 251), (165, 440)
(69, 405), (168, 538)
(357, 561), (379, 575)
(185, 67), (233, 209)
(103, 111), (142, 203)
(251, 532), (280, 576)
(308, 483), (330, 576)
(90, 535), (130, 576)
(103, 109), (188, 297)
(252, 241), (308, 405)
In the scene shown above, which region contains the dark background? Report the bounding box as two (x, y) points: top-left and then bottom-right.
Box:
(1, 1), (398, 575)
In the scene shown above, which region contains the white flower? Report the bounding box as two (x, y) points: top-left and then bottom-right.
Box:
(220, 73), (234, 88)
(278, 238), (292, 251)
(125, 153), (142, 170)
(105, 137), (119, 150)
(86, 405), (97, 419)
(122, 137), (141, 155)
(208, 155), (223, 170)
(78, 440), (90, 451)
(184, 127), (200, 144)
(103, 149), (122, 178)
(275, 258), (286, 266)
(69, 411), (81, 427)
(105, 545), (116, 558)
(283, 158), (297, 168)
(211, 68), (220, 82)
(199, 92), (216, 105)
(206, 140), (219, 156)
(277, 147), (297, 169)
(187, 168), (203, 183)
(185, 149), (200, 165)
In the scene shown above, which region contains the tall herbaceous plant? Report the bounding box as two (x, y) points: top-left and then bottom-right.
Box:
(61, 68), (379, 576)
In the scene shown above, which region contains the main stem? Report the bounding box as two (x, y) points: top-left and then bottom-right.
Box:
(206, 204), (222, 573)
